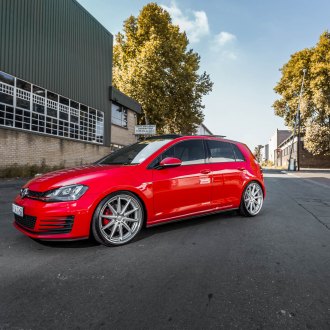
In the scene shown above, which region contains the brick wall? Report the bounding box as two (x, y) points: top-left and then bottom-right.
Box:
(300, 147), (330, 168)
(0, 128), (112, 169)
(111, 109), (137, 146)
(279, 141), (330, 168)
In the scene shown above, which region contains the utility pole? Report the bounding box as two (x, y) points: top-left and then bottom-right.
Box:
(288, 69), (307, 171)
(296, 69), (307, 171)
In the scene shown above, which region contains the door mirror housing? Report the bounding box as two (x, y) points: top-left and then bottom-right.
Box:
(159, 157), (182, 168)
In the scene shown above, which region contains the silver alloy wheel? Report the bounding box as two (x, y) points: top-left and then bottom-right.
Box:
(98, 194), (143, 245)
(243, 182), (263, 216)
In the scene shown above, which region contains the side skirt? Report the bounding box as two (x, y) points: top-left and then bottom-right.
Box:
(146, 208), (239, 228)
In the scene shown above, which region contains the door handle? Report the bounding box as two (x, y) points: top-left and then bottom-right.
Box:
(238, 167), (245, 171)
(200, 169), (211, 174)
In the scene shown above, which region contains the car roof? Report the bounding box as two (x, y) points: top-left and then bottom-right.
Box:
(145, 134), (242, 145)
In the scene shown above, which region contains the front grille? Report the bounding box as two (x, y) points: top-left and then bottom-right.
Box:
(15, 214), (37, 230)
(38, 216), (74, 234)
(26, 190), (44, 199)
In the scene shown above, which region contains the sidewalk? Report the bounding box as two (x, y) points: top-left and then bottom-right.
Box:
(0, 178), (28, 189)
(282, 169), (330, 188)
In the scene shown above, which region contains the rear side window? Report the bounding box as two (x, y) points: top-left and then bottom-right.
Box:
(206, 140), (236, 162)
(232, 144), (245, 161)
(160, 139), (206, 165)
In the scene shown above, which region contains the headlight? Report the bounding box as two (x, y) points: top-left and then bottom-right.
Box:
(42, 184), (88, 202)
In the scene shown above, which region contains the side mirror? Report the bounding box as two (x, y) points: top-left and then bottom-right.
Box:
(159, 157), (182, 168)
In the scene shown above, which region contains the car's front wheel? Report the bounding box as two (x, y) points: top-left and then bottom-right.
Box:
(92, 191), (144, 246)
(240, 181), (263, 217)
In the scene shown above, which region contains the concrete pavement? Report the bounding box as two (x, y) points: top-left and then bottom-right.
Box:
(0, 170), (330, 329)
(283, 169), (330, 189)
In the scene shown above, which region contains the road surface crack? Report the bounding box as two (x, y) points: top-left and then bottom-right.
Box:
(294, 199), (330, 231)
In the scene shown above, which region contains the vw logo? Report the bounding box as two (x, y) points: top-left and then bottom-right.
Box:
(20, 188), (29, 198)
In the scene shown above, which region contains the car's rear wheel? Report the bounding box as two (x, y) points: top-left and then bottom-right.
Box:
(92, 191), (144, 246)
(240, 181), (263, 217)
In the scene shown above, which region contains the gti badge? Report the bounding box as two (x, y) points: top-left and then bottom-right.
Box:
(20, 188), (29, 198)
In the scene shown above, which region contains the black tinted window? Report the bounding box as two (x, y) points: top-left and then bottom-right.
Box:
(232, 144), (245, 161)
(160, 140), (206, 165)
(206, 140), (236, 162)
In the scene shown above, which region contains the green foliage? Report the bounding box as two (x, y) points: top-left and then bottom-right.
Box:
(113, 3), (213, 134)
(273, 32), (330, 156)
(304, 122), (330, 155)
(261, 160), (274, 168)
(253, 145), (263, 163)
(0, 161), (64, 178)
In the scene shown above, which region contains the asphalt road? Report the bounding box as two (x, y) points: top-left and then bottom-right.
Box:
(1, 170), (330, 330)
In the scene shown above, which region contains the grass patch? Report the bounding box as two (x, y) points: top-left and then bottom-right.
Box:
(0, 160), (65, 178)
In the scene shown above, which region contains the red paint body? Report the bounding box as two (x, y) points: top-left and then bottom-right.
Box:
(13, 136), (265, 240)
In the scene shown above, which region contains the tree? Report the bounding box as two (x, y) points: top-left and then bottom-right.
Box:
(273, 32), (330, 156)
(113, 3), (213, 134)
(253, 145), (263, 163)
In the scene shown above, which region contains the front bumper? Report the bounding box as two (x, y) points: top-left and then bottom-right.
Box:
(13, 196), (92, 240)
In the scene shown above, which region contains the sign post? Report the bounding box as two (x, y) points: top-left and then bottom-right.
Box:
(135, 125), (156, 136)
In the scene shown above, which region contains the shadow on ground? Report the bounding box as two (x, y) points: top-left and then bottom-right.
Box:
(32, 209), (241, 249)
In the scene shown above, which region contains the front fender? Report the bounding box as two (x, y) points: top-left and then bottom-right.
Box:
(87, 183), (154, 224)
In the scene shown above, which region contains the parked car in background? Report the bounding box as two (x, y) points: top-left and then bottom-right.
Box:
(12, 135), (265, 246)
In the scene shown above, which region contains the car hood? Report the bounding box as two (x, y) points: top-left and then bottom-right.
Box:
(24, 164), (130, 191)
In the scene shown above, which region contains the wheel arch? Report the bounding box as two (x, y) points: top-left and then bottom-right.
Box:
(242, 178), (265, 198)
(239, 179), (264, 217)
(89, 188), (149, 238)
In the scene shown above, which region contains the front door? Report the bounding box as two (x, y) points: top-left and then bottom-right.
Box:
(151, 139), (212, 222)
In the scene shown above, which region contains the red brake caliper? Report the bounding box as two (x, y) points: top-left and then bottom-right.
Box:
(102, 208), (112, 226)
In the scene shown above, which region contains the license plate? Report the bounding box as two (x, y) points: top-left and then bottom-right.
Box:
(12, 203), (24, 217)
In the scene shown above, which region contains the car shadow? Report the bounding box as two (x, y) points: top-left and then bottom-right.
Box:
(35, 237), (100, 249)
(130, 209), (241, 243)
(33, 209), (241, 249)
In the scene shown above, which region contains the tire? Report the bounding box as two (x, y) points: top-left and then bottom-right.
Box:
(239, 181), (264, 217)
(92, 191), (144, 247)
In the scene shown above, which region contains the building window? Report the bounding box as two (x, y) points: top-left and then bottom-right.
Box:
(0, 72), (14, 105)
(0, 70), (104, 144)
(111, 103), (127, 128)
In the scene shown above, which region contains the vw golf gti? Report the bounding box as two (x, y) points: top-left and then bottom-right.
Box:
(12, 135), (265, 246)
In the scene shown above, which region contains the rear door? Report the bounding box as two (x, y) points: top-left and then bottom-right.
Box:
(206, 140), (245, 208)
(151, 139), (212, 221)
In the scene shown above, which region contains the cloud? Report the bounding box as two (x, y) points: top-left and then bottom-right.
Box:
(222, 51), (238, 60)
(161, 2), (238, 60)
(214, 31), (236, 46)
(211, 31), (238, 59)
(161, 1), (210, 43)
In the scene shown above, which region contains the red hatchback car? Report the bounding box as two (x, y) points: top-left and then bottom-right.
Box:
(12, 135), (265, 246)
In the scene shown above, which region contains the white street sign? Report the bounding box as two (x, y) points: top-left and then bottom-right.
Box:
(135, 125), (156, 135)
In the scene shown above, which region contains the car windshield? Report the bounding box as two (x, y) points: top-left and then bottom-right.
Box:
(97, 139), (172, 165)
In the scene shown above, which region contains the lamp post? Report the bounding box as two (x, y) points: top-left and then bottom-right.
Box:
(296, 69), (307, 171)
(288, 69), (307, 171)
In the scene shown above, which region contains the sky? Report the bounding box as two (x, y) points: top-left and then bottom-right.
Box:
(77, 0), (330, 149)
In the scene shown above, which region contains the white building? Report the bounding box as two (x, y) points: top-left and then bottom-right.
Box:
(268, 129), (291, 164)
(196, 123), (213, 135)
(260, 144), (269, 162)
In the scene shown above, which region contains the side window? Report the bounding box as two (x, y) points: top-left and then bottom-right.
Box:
(232, 144), (245, 162)
(160, 140), (206, 165)
(206, 140), (236, 163)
